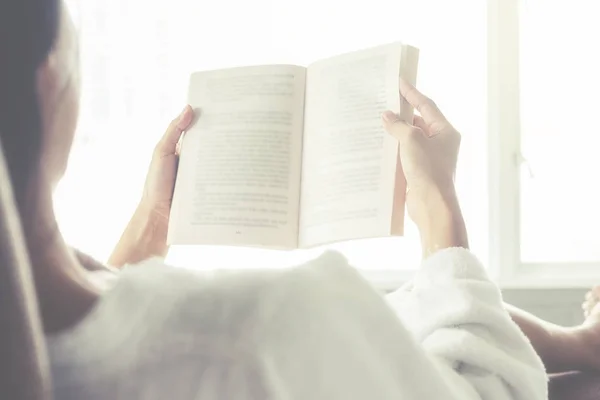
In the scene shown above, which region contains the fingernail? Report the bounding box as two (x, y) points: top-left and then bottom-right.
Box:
(382, 111), (399, 122)
(179, 105), (191, 119)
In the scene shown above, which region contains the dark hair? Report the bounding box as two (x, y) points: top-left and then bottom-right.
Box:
(0, 0), (61, 206)
(0, 4), (61, 399)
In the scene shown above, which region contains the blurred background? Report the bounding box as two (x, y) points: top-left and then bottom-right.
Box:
(57, 0), (600, 323)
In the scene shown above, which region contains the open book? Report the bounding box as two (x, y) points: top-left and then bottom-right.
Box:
(168, 42), (419, 249)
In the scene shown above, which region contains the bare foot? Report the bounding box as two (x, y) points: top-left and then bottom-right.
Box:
(582, 286), (600, 321)
(578, 286), (600, 371)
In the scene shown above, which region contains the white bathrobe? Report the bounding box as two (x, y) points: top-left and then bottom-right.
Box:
(47, 248), (547, 399)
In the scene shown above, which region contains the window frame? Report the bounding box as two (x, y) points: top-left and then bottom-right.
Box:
(487, 0), (597, 288)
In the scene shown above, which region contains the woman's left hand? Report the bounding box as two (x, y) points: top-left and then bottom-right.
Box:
(141, 105), (194, 220)
(107, 105), (194, 267)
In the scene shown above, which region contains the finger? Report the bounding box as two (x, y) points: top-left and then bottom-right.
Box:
(175, 137), (183, 156)
(399, 78), (449, 128)
(156, 105), (195, 155)
(412, 115), (437, 137)
(381, 110), (422, 140)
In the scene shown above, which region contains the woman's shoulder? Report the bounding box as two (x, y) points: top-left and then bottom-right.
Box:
(51, 251), (366, 344)
(118, 251), (366, 300)
(52, 251), (373, 347)
(48, 251), (397, 397)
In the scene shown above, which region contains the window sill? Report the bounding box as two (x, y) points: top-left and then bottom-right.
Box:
(497, 262), (600, 289)
(363, 262), (599, 292)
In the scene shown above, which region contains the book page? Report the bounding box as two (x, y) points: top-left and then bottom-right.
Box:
(299, 43), (416, 248)
(168, 65), (306, 249)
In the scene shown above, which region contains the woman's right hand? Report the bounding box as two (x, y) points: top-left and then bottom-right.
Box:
(382, 79), (468, 256)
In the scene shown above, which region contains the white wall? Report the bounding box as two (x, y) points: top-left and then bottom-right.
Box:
(502, 289), (587, 326)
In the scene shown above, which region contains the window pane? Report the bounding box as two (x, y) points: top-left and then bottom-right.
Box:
(54, 0), (487, 271)
(520, 0), (600, 263)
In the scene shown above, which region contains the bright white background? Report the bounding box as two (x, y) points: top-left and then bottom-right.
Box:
(57, 0), (599, 287)
(519, 0), (600, 263)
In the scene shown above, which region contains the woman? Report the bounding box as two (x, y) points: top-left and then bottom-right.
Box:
(0, 0), (550, 399)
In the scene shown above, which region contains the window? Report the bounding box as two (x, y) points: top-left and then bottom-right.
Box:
(520, 0), (600, 264)
(487, 0), (600, 286)
(59, 0), (598, 288)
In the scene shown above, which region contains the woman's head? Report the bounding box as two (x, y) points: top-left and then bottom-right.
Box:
(0, 0), (80, 209)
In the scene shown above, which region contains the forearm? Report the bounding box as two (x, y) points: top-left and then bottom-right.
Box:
(417, 187), (469, 257)
(107, 203), (168, 268)
(506, 303), (587, 373)
(414, 188), (586, 374)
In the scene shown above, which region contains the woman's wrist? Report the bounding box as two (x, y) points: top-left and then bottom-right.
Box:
(135, 201), (169, 256)
(107, 201), (168, 268)
(415, 186), (469, 257)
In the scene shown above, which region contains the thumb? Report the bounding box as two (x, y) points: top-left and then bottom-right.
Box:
(155, 105), (195, 156)
(381, 110), (416, 140)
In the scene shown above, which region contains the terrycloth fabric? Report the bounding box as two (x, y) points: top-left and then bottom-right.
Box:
(387, 248), (548, 400)
(46, 249), (547, 400)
